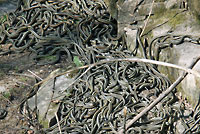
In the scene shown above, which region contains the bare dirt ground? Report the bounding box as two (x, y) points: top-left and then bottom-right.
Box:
(0, 45), (70, 133)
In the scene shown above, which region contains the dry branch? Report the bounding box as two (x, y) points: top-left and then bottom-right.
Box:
(34, 57), (200, 88)
(55, 112), (62, 134)
(117, 56), (200, 134)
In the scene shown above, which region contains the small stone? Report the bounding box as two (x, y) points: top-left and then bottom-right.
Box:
(26, 72), (74, 125)
(0, 86), (6, 93)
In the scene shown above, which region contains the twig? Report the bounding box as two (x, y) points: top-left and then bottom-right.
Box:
(0, 93), (13, 104)
(140, 0), (154, 36)
(117, 56), (200, 134)
(28, 69), (43, 81)
(123, 106), (128, 134)
(33, 57), (200, 89)
(55, 112), (62, 134)
(63, 58), (200, 77)
(16, 81), (32, 87)
(8, 72), (35, 79)
(108, 122), (118, 134)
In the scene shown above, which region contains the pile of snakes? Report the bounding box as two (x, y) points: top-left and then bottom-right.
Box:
(0, 0), (200, 133)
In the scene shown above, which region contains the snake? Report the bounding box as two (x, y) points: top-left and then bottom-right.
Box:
(0, 108), (7, 120)
(1, 0), (200, 133)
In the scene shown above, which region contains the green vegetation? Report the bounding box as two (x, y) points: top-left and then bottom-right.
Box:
(39, 103), (59, 129)
(39, 116), (49, 128)
(143, 5), (186, 36)
(65, 88), (74, 97)
(73, 56), (83, 67)
(153, 4), (167, 18)
(0, 14), (7, 24)
(188, 0), (200, 19)
(43, 55), (57, 61)
(167, 11), (186, 27)
(36, 55), (58, 64)
(152, 5), (185, 27)
(0, 70), (5, 78)
(1, 91), (11, 99)
(19, 76), (29, 83)
(14, 65), (20, 72)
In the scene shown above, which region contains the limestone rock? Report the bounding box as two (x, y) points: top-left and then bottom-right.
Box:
(119, 0), (200, 106)
(149, 11), (200, 106)
(159, 41), (200, 106)
(0, 85), (6, 92)
(27, 70), (74, 127)
(188, 0), (200, 19)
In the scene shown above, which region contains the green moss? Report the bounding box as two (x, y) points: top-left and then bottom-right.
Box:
(44, 55), (57, 61)
(190, 11), (200, 25)
(196, 17), (200, 25)
(39, 102), (60, 128)
(154, 8), (185, 27)
(188, 0), (200, 19)
(2, 87), (23, 100)
(0, 15), (7, 24)
(2, 91), (11, 99)
(143, 7), (187, 36)
(196, 78), (200, 89)
(167, 11), (185, 27)
(153, 5), (167, 19)
(0, 70), (5, 78)
(20, 76), (29, 82)
(36, 55), (58, 64)
(39, 117), (49, 128)
(8, 87), (19, 97)
(142, 5), (167, 35)
(14, 66), (19, 72)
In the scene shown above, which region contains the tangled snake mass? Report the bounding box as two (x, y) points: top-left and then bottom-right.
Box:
(0, 0), (200, 133)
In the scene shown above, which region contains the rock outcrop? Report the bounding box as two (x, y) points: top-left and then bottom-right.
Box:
(117, 0), (200, 106)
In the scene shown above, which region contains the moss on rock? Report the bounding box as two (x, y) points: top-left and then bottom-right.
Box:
(188, 0), (200, 19)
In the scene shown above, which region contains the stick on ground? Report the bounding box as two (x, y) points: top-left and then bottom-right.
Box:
(118, 56), (200, 134)
(34, 57), (200, 88)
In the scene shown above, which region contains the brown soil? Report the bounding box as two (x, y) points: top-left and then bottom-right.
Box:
(0, 45), (70, 133)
